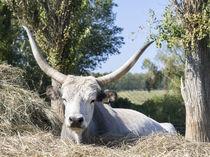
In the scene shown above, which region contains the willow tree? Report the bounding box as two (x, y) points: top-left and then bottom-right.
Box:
(0, 2), (15, 64)
(149, 0), (209, 142)
(3, 0), (123, 121)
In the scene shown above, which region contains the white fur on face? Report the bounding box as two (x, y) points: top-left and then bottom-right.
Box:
(61, 75), (100, 131)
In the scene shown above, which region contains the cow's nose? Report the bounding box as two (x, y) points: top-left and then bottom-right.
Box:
(69, 116), (84, 128)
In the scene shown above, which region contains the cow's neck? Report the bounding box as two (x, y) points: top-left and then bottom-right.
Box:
(80, 102), (107, 143)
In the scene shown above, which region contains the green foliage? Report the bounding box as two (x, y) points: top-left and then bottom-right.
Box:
(11, 30), (51, 94)
(142, 59), (158, 72)
(142, 44), (185, 93)
(3, 0), (124, 74)
(142, 59), (163, 91)
(0, 2), (14, 64)
(156, 45), (184, 91)
(1, 0), (124, 93)
(0, 2), (50, 94)
(148, 1), (209, 50)
(141, 94), (185, 125)
(104, 73), (158, 91)
(112, 97), (143, 111)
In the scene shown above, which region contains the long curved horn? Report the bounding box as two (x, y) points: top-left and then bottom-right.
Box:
(23, 26), (67, 84)
(96, 41), (154, 86)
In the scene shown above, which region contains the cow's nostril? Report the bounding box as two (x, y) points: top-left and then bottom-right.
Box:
(78, 117), (83, 124)
(69, 117), (73, 122)
(69, 116), (83, 124)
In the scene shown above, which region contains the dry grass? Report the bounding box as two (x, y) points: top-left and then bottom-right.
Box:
(0, 63), (61, 136)
(0, 62), (28, 88)
(0, 63), (210, 157)
(0, 84), (61, 136)
(0, 132), (210, 157)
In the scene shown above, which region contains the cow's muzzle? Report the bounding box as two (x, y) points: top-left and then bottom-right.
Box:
(69, 116), (84, 128)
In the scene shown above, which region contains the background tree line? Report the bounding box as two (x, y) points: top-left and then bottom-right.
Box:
(104, 72), (165, 91)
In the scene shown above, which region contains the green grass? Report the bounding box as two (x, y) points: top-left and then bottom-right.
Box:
(117, 90), (170, 105)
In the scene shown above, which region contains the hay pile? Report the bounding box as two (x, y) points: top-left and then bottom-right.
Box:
(0, 63), (61, 136)
(0, 63), (28, 88)
(0, 133), (209, 157)
(0, 63), (210, 157)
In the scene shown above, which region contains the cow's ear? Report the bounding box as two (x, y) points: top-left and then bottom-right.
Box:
(103, 89), (118, 103)
(96, 89), (118, 103)
(46, 85), (61, 100)
(96, 90), (107, 102)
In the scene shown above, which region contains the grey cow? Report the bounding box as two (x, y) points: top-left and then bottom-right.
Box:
(23, 26), (176, 144)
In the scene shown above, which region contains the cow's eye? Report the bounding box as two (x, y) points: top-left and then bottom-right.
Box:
(62, 98), (67, 102)
(90, 99), (95, 104)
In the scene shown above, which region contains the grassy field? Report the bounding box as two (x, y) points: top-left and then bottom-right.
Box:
(117, 90), (171, 105)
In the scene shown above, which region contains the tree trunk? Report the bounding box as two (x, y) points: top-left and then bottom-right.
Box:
(181, 37), (210, 142)
(51, 78), (64, 123)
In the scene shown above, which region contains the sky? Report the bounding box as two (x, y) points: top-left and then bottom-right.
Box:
(93, 0), (168, 74)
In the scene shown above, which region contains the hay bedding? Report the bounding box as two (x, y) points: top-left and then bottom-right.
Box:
(0, 133), (210, 157)
(0, 63), (210, 157)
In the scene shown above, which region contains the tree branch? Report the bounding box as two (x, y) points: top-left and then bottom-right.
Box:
(174, 48), (185, 64)
(171, 0), (184, 16)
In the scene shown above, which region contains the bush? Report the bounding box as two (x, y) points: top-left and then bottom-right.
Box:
(111, 97), (144, 112)
(141, 94), (185, 125)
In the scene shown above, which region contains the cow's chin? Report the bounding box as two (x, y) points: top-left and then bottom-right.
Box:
(70, 125), (87, 144)
(70, 126), (85, 133)
(67, 122), (87, 133)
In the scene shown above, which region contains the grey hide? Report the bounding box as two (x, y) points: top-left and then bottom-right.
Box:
(61, 102), (176, 143)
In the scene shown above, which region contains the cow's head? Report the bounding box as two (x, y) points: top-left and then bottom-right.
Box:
(46, 76), (108, 130)
(46, 79), (118, 129)
(23, 26), (153, 137)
